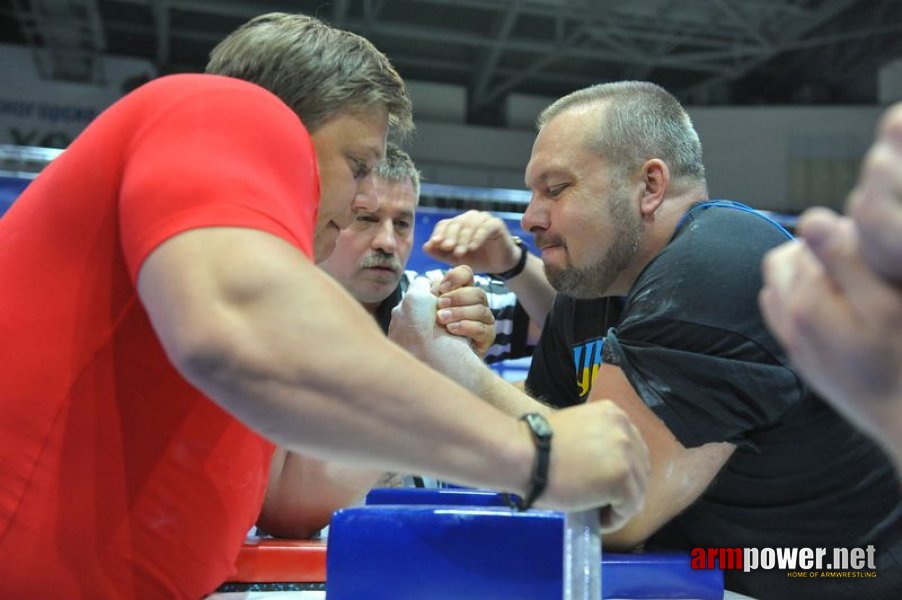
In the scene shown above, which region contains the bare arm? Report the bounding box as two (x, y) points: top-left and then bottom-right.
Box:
(388, 283), (650, 529)
(397, 322), (733, 541)
(587, 365), (734, 550)
(259, 449), (384, 538)
(390, 300), (551, 419)
(138, 227), (532, 493)
(136, 227), (649, 514)
(261, 267), (501, 538)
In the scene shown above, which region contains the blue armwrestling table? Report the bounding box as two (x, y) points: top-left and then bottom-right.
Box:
(213, 487), (732, 599)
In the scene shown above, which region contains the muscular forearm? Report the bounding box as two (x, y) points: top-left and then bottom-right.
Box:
(602, 440), (734, 550)
(458, 356), (553, 419)
(501, 253), (555, 331)
(191, 288), (533, 492)
(397, 311), (551, 419)
(590, 365), (735, 548)
(139, 229), (535, 497)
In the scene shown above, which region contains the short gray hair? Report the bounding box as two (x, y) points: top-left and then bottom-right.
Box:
(376, 142), (421, 199)
(538, 81), (705, 184)
(206, 12), (413, 137)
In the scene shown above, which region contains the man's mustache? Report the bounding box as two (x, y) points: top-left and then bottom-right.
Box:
(533, 233), (564, 250)
(360, 253), (402, 271)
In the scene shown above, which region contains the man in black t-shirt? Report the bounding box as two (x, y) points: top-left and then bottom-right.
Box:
(415, 81), (901, 599)
(526, 202), (902, 598)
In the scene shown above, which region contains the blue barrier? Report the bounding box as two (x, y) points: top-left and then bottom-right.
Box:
(409, 205), (534, 274)
(0, 176), (31, 218)
(327, 501), (724, 600)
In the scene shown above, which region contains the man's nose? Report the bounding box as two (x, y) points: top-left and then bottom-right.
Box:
(521, 195), (548, 233)
(372, 220), (398, 253)
(352, 175), (378, 214)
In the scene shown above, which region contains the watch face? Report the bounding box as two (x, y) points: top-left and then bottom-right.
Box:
(525, 413), (552, 438)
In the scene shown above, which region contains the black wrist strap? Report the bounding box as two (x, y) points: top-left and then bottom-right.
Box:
(508, 412), (553, 511)
(491, 237), (528, 281)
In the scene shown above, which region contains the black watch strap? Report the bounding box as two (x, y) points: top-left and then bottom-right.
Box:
(491, 237), (528, 281)
(509, 412), (553, 511)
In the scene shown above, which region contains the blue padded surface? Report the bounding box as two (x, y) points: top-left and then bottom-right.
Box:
(326, 505), (723, 600)
(365, 487), (513, 507)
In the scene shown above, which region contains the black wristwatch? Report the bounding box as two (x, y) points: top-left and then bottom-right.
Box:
(509, 412), (553, 511)
(491, 236), (528, 281)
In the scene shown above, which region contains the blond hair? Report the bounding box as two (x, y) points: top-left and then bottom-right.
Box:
(207, 12), (413, 137)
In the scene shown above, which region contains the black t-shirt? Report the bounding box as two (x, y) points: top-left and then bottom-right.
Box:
(527, 201), (902, 598)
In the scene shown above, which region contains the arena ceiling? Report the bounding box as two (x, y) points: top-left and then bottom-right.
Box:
(1, 0), (901, 126)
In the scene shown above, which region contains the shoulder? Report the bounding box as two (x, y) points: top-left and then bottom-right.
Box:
(136, 74), (281, 103)
(623, 203), (788, 337)
(127, 74), (304, 135)
(120, 75), (315, 174)
(671, 201), (793, 259)
(642, 202), (792, 285)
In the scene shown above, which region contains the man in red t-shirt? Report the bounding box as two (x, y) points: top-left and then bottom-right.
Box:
(0, 12), (649, 599)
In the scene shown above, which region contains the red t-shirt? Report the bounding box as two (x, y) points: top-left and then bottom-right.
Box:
(0, 74), (320, 598)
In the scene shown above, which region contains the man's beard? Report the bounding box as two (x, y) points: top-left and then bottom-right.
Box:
(544, 189), (642, 299)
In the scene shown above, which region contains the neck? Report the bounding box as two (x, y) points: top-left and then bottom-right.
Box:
(618, 191), (705, 295)
(651, 191), (705, 246)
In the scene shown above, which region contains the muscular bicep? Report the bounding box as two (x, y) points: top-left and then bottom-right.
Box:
(136, 227), (388, 424)
(589, 363), (734, 550)
(137, 227), (308, 371)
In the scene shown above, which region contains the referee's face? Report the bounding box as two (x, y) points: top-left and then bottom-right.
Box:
(319, 176), (417, 311)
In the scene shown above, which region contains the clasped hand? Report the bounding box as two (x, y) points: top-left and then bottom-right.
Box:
(389, 265), (495, 359)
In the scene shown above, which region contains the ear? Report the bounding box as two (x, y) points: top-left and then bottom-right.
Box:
(638, 159), (668, 217)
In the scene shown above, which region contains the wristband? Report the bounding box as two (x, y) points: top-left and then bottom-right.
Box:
(491, 237), (528, 281)
(509, 412), (553, 511)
